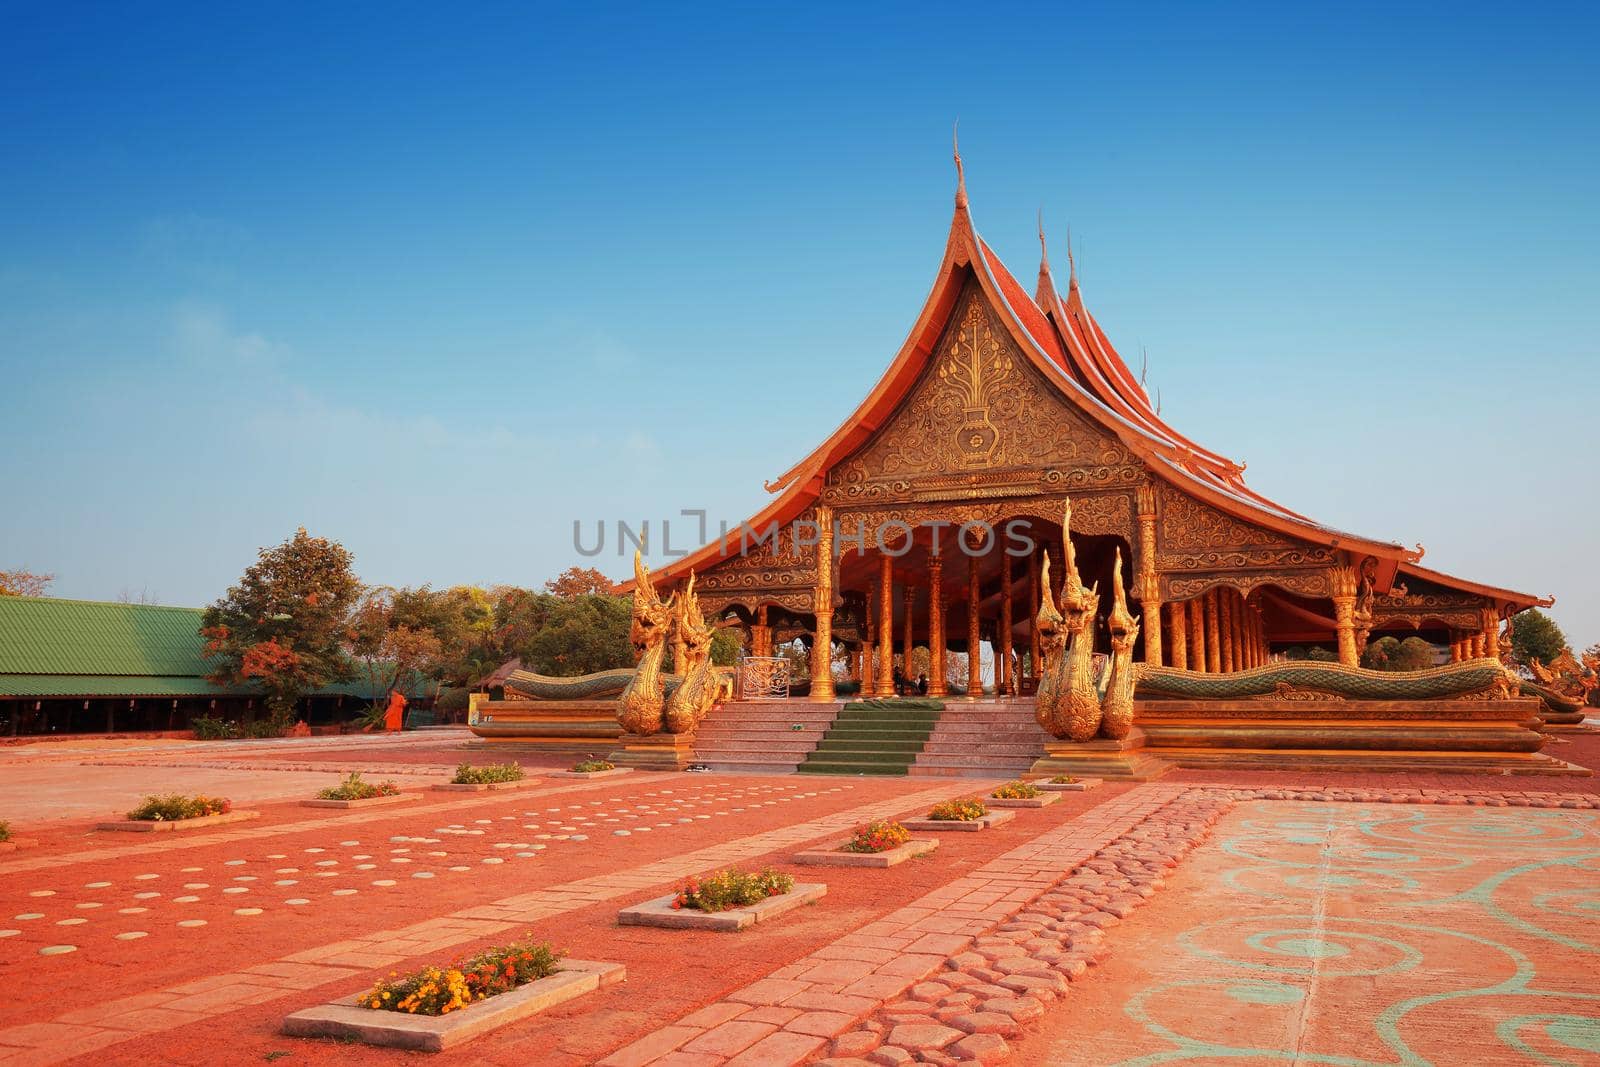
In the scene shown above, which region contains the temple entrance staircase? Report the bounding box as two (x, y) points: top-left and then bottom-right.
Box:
(691, 700), (842, 774)
(908, 699), (1049, 778)
(797, 702), (944, 776)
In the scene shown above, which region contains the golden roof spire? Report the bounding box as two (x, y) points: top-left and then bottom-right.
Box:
(1066, 224), (1078, 289)
(953, 120), (968, 210)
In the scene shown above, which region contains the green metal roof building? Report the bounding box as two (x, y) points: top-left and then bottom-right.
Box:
(0, 597), (394, 736)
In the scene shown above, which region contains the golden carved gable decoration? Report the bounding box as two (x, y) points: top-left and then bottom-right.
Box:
(822, 282), (1142, 506)
(1154, 482), (1334, 570)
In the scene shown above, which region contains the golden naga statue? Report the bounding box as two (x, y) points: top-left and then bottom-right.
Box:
(663, 572), (718, 734)
(1033, 550), (1067, 732)
(1097, 547), (1141, 740)
(617, 551), (676, 735)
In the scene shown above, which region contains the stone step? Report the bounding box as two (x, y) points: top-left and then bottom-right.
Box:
(912, 752), (1039, 768)
(919, 742), (1045, 757)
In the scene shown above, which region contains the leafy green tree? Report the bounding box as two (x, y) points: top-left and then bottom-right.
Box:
(1510, 609), (1568, 666)
(1362, 635), (1438, 671)
(347, 587), (445, 701)
(521, 594), (633, 676)
(201, 528), (361, 720)
(710, 626), (743, 667)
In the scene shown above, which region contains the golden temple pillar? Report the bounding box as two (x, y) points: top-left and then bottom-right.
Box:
(1219, 591), (1236, 673)
(1027, 551), (1041, 680)
(809, 506), (836, 702)
(876, 554), (895, 695)
(928, 558), (946, 696)
(752, 605), (771, 660)
(1330, 565), (1360, 668)
(902, 584), (915, 676)
(1189, 597), (1208, 673)
(1136, 485), (1163, 666)
(862, 608), (877, 697)
(1204, 590), (1222, 674)
(998, 554), (1013, 694)
(967, 552), (982, 695)
(1168, 600), (1188, 669)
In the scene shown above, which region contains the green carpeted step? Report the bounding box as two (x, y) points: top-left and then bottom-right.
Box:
(798, 700), (944, 776)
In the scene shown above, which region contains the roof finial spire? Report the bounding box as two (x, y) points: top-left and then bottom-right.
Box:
(952, 120), (967, 210)
(1065, 224), (1078, 289)
(1037, 207), (1051, 275)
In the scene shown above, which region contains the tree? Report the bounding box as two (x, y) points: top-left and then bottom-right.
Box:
(347, 587), (445, 702)
(1510, 609), (1568, 667)
(521, 594), (633, 676)
(201, 528), (361, 720)
(544, 566), (617, 599)
(0, 569), (53, 597)
(1362, 635), (1437, 672)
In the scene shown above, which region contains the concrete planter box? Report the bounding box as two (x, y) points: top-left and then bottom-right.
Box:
(431, 778), (539, 792)
(618, 883), (827, 932)
(281, 959), (624, 1052)
(97, 810), (261, 833)
(545, 767), (633, 780)
(987, 792), (1061, 809)
(901, 809), (1016, 833)
(793, 838), (937, 868)
(300, 793), (420, 810)
(1036, 777), (1103, 792)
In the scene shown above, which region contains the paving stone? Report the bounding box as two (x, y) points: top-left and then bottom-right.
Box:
(948, 1032), (1008, 1064)
(885, 1021), (962, 1050)
(832, 1030), (882, 1057)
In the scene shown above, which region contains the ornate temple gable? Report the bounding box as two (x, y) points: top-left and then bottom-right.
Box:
(821, 281), (1143, 508)
(691, 506), (820, 617)
(1154, 480), (1336, 600)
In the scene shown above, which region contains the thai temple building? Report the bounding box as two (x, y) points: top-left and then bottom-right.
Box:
(640, 153), (1548, 697)
(473, 153), (1577, 780)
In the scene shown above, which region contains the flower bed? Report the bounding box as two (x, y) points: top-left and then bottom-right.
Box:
(98, 795), (260, 833)
(546, 760), (632, 780)
(302, 772), (417, 810)
(794, 822), (937, 868)
(282, 943), (624, 1052)
(433, 762), (539, 792)
(901, 799), (1014, 833)
(1038, 775), (1103, 792)
(619, 869), (825, 931)
(988, 779), (1060, 808)
(0, 819), (37, 853)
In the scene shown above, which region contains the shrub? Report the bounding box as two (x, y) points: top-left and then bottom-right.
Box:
(242, 712), (293, 739)
(191, 716), (239, 740)
(127, 794), (232, 822)
(1049, 775), (1080, 784)
(0, 820), (10, 843)
(452, 762), (524, 785)
(991, 780), (1042, 800)
(571, 759), (615, 773)
(672, 867), (794, 912)
(316, 772), (400, 801)
(363, 936), (564, 1016)
(927, 798), (988, 822)
(840, 820), (911, 854)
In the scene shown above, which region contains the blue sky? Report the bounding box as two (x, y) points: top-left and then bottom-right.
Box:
(2, 3), (1596, 646)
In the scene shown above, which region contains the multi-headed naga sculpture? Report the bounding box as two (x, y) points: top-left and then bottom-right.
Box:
(617, 551), (676, 735)
(1033, 550), (1067, 733)
(1035, 499), (1104, 741)
(1098, 547), (1140, 740)
(663, 572), (718, 734)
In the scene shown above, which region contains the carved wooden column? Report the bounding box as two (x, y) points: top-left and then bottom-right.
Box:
(902, 584), (915, 676)
(1330, 566), (1359, 668)
(1218, 591), (1236, 673)
(1168, 600), (1188, 670)
(1204, 590), (1222, 673)
(997, 554), (1013, 694)
(1136, 485), (1163, 666)
(809, 506), (836, 702)
(876, 554), (895, 696)
(1027, 551), (1041, 680)
(967, 553), (983, 695)
(928, 558), (946, 696)
(1189, 597), (1208, 674)
(752, 605), (771, 659)
(862, 607), (877, 697)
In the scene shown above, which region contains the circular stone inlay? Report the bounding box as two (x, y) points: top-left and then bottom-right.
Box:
(85, 881), (112, 888)
(116, 931), (148, 941)
(176, 919), (207, 928)
(39, 945), (77, 955)
(233, 908), (263, 917)
(118, 908), (148, 915)
(331, 889), (357, 896)
(285, 898), (310, 905)
(56, 918), (87, 926)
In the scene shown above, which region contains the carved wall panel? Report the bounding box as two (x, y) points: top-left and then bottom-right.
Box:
(1154, 480), (1334, 604)
(1369, 582), (1492, 632)
(834, 491), (1135, 551)
(821, 282), (1144, 506)
(1165, 570), (1333, 600)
